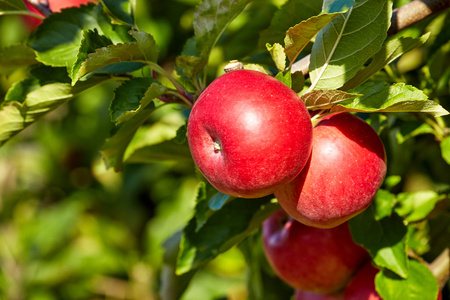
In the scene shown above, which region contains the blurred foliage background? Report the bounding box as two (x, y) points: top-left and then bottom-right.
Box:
(0, 0), (450, 299)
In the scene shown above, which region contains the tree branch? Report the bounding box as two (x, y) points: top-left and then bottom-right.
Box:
(291, 0), (450, 75)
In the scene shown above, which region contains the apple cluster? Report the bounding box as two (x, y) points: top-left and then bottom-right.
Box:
(187, 69), (387, 228)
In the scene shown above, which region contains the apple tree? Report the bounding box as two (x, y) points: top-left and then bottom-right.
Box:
(0, 0), (449, 299)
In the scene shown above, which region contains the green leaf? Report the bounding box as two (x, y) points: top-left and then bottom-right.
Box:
(101, 0), (134, 25)
(72, 30), (158, 84)
(176, 196), (279, 275)
(4, 78), (41, 104)
(192, 0), (250, 74)
(349, 205), (409, 278)
(266, 43), (286, 72)
(259, 0), (322, 48)
(71, 29), (113, 82)
(284, 13), (341, 64)
(0, 0), (26, 12)
(342, 33), (430, 90)
(309, 0), (392, 90)
(373, 189), (397, 221)
(301, 89), (360, 110)
(395, 191), (440, 223)
(101, 79), (167, 171)
(0, 45), (37, 75)
(331, 82), (450, 117)
(440, 136), (450, 165)
(0, 76), (110, 146)
(376, 259), (439, 300)
(275, 71), (291, 88)
(110, 78), (165, 124)
(29, 4), (132, 69)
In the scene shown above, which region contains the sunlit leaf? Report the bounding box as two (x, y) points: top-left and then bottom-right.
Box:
(309, 0), (391, 90)
(395, 191), (440, 223)
(331, 82), (450, 117)
(376, 259), (439, 300)
(302, 89), (360, 110)
(284, 13), (340, 64)
(266, 43), (286, 72)
(441, 136), (450, 165)
(349, 205), (409, 278)
(342, 33), (430, 90)
(373, 189), (397, 221)
(29, 4), (132, 68)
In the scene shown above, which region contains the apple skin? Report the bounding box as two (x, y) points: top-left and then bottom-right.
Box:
(187, 69), (313, 198)
(345, 262), (443, 300)
(294, 290), (343, 300)
(48, 0), (96, 12)
(262, 209), (370, 294)
(274, 112), (387, 228)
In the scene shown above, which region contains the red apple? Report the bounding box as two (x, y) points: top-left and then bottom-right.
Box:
(345, 262), (443, 300)
(262, 209), (369, 293)
(274, 112), (387, 228)
(22, 1), (44, 30)
(344, 263), (381, 300)
(48, 0), (96, 12)
(294, 289), (343, 300)
(187, 69), (313, 198)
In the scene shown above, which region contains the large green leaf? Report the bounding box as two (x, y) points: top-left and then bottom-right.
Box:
(331, 82), (450, 117)
(376, 259), (439, 300)
(0, 76), (110, 146)
(101, 0), (134, 25)
(309, 0), (391, 90)
(342, 33), (430, 90)
(349, 205), (409, 278)
(0, 45), (37, 75)
(29, 4), (132, 69)
(176, 196), (278, 275)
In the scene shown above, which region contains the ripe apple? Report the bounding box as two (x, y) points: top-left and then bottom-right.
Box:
(294, 289), (343, 300)
(22, 1), (44, 30)
(187, 69), (313, 198)
(48, 0), (97, 12)
(262, 209), (370, 293)
(345, 262), (443, 300)
(274, 112), (387, 228)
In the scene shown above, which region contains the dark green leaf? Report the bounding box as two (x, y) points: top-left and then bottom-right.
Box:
(302, 89), (360, 110)
(309, 0), (392, 90)
(4, 78), (40, 104)
(109, 77), (165, 124)
(331, 82), (449, 117)
(125, 139), (192, 163)
(395, 121), (434, 144)
(349, 205), (409, 278)
(376, 259), (439, 300)
(176, 196), (278, 275)
(342, 33), (430, 90)
(29, 4), (132, 69)
(395, 191), (440, 223)
(284, 13), (341, 64)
